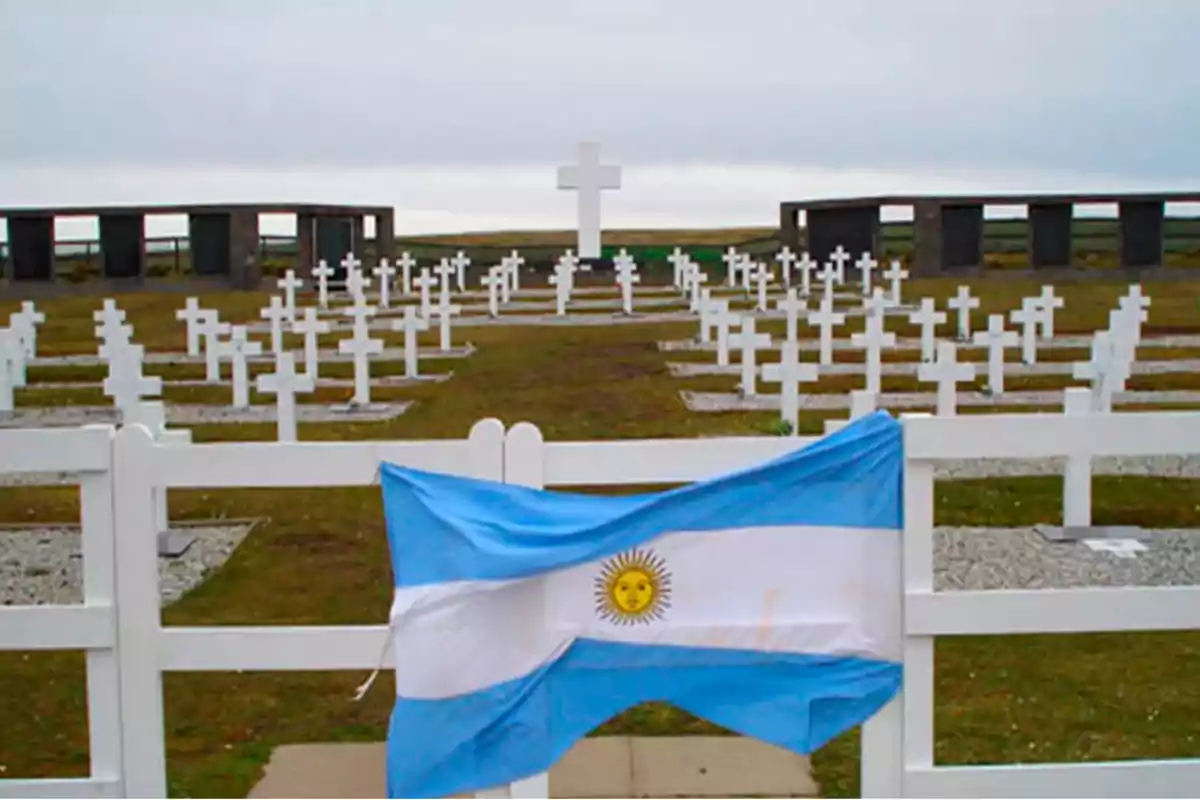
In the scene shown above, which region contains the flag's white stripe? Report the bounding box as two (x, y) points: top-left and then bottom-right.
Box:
(391, 524), (900, 699)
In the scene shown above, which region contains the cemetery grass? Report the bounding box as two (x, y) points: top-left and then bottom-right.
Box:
(1, 279), (1200, 796)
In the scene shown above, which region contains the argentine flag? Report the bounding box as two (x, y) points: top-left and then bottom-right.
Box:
(380, 412), (904, 798)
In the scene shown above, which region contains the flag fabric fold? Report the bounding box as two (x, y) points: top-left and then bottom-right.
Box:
(381, 411), (905, 798)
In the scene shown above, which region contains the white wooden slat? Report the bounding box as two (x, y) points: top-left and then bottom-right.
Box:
(906, 758), (1200, 798)
(159, 625), (394, 671)
(536, 436), (819, 486)
(0, 427), (113, 474)
(0, 605), (114, 650)
(903, 411), (1200, 461)
(907, 586), (1200, 636)
(0, 777), (121, 798)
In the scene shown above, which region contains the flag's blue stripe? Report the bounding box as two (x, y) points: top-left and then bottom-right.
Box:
(386, 638), (901, 798)
(382, 411), (903, 587)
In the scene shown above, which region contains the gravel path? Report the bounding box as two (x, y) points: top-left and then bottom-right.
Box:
(661, 334), (1200, 353)
(0, 401), (411, 428)
(0, 523), (252, 607)
(682, 388), (1200, 412)
(31, 345), (474, 368)
(669, 359), (1200, 378)
(31, 373), (451, 391)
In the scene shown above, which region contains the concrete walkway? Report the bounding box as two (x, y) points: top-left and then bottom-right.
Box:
(249, 736), (819, 798)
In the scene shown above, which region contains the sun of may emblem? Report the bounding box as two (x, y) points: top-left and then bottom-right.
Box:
(594, 548), (672, 625)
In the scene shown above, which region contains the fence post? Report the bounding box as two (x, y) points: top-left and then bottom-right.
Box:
(79, 425), (124, 792)
(111, 424), (169, 797)
(466, 417), (507, 481)
(484, 420), (550, 799)
(1062, 387), (1093, 527)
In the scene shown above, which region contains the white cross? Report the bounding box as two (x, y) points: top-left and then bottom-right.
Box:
(1032, 285), (1065, 340)
(808, 296), (846, 367)
(917, 340), (976, 416)
(556, 251), (580, 295)
(855, 252), (877, 296)
(93, 299), (127, 339)
(373, 259), (397, 309)
(907, 297), (946, 362)
(752, 262), (772, 312)
(341, 251), (362, 277)
(775, 247), (797, 289)
(722, 247), (741, 288)
(556, 141), (621, 259)
(339, 300), (382, 405)
(851, 289), (897, 396)
(102, 343), (163, 414)
(734, 254), (752, 293)
(729, 316), (772, 397)
(198, 313), (231, 383)
(947, 286), (980, 340)
(497, 261), (514, 304)
(480, 267), (505, 318)
(256, 351), (315, 443)
(220, 326), (262, 409)
(762, 341), (819, 435)
(312, 260), (334, 309)
(973, 313), (1019, 395)
(504, 250), (525, 293)
(277, 270), (303, 322)
(687, 264), (709, 313)
(396, 252), (416, 296)
(10, 301), (44, 359)
(429, 290), (461, 351)
(775, 289), (807, 345)
(259, 295), (289, 355)
(391, 306), (429, 379)
(1009, 298), (1041, 365)
(292, 306), (331, 380)
(795, 252), (816, 297)
(175, 297), (208, 357)
(668, 247), (689, 289)
(829, 245), (851, 285)
(450, 251), (470, 294)
(883, 260), (908, 306)
(345, 263), (368, 304)
(431, 258), (453, 300)
(548, 261), (574, 316)
(697, 292), (719, 343)
(1073, 330), (1122, 411)
(615, 261), (640, 315)
(0, 329), (17, 412)
(413, 267), (437, 319)
(711, 303), (740, 368)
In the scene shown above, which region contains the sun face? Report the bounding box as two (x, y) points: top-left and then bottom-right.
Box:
(594, 548), (672, 625)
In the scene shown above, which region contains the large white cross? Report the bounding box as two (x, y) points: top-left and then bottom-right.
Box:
(430, 291), (461, 351)
(556, 141), (621, 259)
(1009, 298), (1041, 365)
(751, 262), (773, 312)
(808, 296), (846, 366)
(94, 299), (129, 344)
(947, 286), (980, 340)
(450, 251), (470, 294)
(851, 290), (896, 396)
(1032, 285), (1065, 340)
(103, 344), (163, 416)
(175, 297), (208, 357)
(198, 314), (231, 383)
(795, 252), (816, 297)
(396, 252), (416, 296)
(855, 252), (877, 296)
(10, 301), (44, 359)
(312, 260), (334, 309)
(392, 306), (430, 379)
(729, 316), (772, 397)
(775, 289), (807, 345)
(256, 351), (315, 443)
(338, 299), (382, 406)
(277, 270), (303, 323)
(221, 326), (262, 409)
(615, 261), (640, 316)
(972, 313), (1018, 395)
(829, 245), (851, 285)
(292, 306), (331, 380)
(883, 260), (908, 306)
(762, 341), (819, 435)
(907, 298), (946, 362)
(917, 340), (976, 416)
(373, 259), (397, 309)
(413, 267), (437, 319)
(260, 295), (289, 355)
(775, 247), (797, 289)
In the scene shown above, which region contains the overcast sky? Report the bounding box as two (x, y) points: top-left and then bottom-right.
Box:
(2, 0), (1199, 235)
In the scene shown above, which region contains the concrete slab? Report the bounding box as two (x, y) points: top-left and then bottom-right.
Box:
(248, 736), (818, 799)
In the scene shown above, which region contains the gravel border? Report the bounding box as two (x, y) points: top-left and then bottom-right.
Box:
(31, 345), (475, 368)
(660, 333), (1200, 353)
(0, 401), (412, 428)
(668, 358), (1200, 378)
(681, 388), (1200, 412)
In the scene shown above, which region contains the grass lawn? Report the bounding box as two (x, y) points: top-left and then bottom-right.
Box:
(2, 276), (1200, 797)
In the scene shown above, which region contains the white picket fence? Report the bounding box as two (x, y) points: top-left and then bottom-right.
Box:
(3, 412), (1200, 798)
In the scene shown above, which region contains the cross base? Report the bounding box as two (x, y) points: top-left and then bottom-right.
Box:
(331, 401), (391, 415)
(157, 530), (196, 558)
(1034, 524), (1143, 542)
